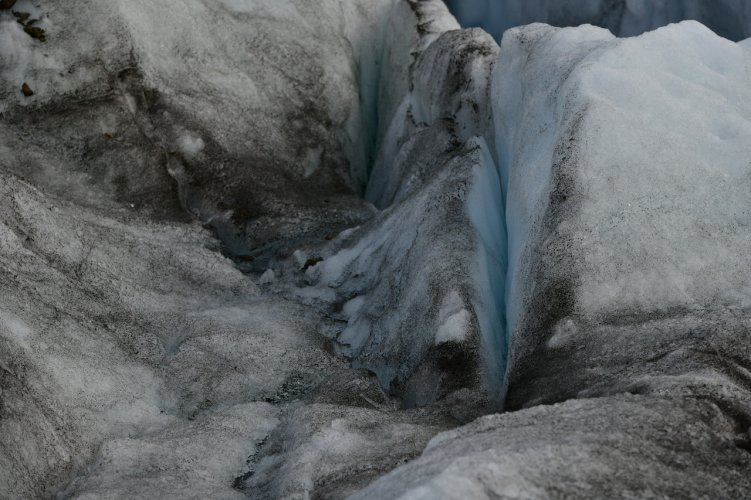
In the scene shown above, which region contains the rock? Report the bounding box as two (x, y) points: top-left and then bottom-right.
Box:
(302, 256), (323, 270)
(23, 25), (45, 41)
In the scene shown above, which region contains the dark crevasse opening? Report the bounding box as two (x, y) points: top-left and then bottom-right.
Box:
(444, 0), (751, 42)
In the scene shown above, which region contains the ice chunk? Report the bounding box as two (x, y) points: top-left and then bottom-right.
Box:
(175, 132), (205, 159)
(434, 291), (471, 344)
(258, 269), (275, 285)
(491, 21), (751, 411)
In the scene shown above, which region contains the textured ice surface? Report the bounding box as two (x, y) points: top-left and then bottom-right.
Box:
(355, 20), (751, 497)
(0, 170), (461, 498)
(4, 0), (751, 498)
(309, 11), (506, 406)
(445, 0), (751, 41)
(0, 0), (495, 497)
(0, 0), (392, 256)
(493, 21), (751, 409)
(354, 396), (751, 499)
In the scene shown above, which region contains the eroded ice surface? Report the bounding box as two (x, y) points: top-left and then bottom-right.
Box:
(357, 19), (751, 498)
(2, 0), (751, 498)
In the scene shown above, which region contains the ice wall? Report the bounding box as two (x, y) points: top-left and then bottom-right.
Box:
(445, 0), (751, 41)
(354, 19), (751, 498)
(492, 20), (751, 410)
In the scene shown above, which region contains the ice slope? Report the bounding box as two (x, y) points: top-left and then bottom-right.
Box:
(356, 396), (751, 499)
(354, 20), (751, 497)
(302, 4), (507, 406)
(0, 0), (504, 497)
(495, 21), (751, 410)
(0, 166), (466, 498)
(445, 0), (751, 41)
(0, 0), (392, 256)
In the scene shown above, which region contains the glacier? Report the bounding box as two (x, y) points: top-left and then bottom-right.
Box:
(1, 0), (751, 498)
(445, 0), (751, 41)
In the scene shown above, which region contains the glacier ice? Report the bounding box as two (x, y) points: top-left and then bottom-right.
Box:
(357, 19), (751, 498)
(445, 0), (751, 41)
(2, 0), (751, 498)
(355, 396), (751, 499)
(494, 21), (751, 409)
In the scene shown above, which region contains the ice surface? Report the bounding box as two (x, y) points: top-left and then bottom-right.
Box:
(307, 17), (506, 406)
(353, 18), (751, 499)
(0, 168), (458, 498)
(445, 0), (751, 41)
(354, 396), (751, 498)
(489, 21), (751, 410)
(0, 1), (497, 496)
(4, 0), (751, 497)
(0, 0), (392, 257)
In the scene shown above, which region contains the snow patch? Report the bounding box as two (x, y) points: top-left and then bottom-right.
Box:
(258, 269), (275, 285)
(176, 132), (205, 159)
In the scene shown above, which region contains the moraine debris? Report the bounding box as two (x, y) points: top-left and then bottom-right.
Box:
(0, 0), (17, 10)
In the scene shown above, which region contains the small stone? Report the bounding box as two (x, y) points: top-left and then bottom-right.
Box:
(21, 83), (33, 97)
(324, 232), (338, 241)
(23, 25), (46, 41)
(0, 0), (17, 10)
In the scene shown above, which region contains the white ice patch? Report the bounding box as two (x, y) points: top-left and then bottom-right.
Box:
(337, 320), (371, 355)
(547, 319), (578, 349)
(342, 295), (366, 318)
(176, 132), (205, 159)
(258, 269), (275, 285)
(740, 37), (751, 49)
(0, 312), (32, 351)
(0, 17), (34, 96)
(292, 250), (308, 269)
(336, 296), (370, 355)
(435, 310), (471, 345)
(302, 146), (324, 178)
(434, 291), (470, 344)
